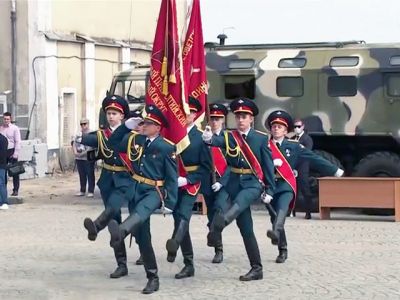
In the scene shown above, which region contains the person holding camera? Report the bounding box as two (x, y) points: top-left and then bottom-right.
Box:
(72, 118), (96, 198)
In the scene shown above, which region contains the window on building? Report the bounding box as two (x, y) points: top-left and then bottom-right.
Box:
(385, 73), (400, 97)
(276, 77), (304, 97)
(278, 58), (306, 68)
(328, 76), (357, 97)
(224, 75), (255, 99)
(330, 56), (359, 67)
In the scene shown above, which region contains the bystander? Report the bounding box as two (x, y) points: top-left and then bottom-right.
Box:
(0, 133), (8, 210)
(293, 119), (314, 219)
(72, 118), (95, 198)
(0, 112), (22, 196)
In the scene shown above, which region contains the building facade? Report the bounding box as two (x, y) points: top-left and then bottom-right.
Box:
(0, 0), (187, 168)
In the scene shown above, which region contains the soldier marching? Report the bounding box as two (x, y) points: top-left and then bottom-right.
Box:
(80, 95), (343, 294)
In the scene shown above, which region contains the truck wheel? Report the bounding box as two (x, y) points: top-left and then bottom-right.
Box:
(353, 151), (400, 215)
(353, 151), (400, 177)
(307, 150), (343, 213)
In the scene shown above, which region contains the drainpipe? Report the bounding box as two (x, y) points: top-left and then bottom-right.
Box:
(11, 0), (17, 117)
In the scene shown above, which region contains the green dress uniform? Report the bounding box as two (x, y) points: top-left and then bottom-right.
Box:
(207, 98), (276, 281)
(107, 104), (177, 294)
(80, 95), (133, 278)
(165, 124), (211, 278)
(165, 97), (212, 279)
(265, 110), (341, 264)
(201, 130), (230, 263)
(201, 104), (231, 264)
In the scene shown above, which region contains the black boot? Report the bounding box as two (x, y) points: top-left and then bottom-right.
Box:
(209, 203), (241, 247)
(135, 254), (144, 265)
(175, 255), (195, 279)
(142, 276), (159, 294)
(239, 235), (263, 281)
(108, 213), (142, 249)
(166, 220), (189, 262)
(141, 246), (159, 294)
(83, 208), (114, 241)
(305, 212), (312, 219)
(110, 242), (128, 278)
(266, 210), (287, 246)
(239, 265), (263, 281)
(276, 229), (288, 263)
(175, 233), (195, 279)
(276, 249), (288, 263)
(212, 245), (223, 264)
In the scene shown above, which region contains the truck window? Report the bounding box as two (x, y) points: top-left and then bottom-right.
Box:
(389, 56), (400, 66)
(278, 58), (306, 68)
(276, 76), (304, 97)
(328, 76), (357, 97)
(113, 80), (146, 103)
(385, 73), (400, 97)
(224, 75), (255, 99)
(330, 56), (359, 67)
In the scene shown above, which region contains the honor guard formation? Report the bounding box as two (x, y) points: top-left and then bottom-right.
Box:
(77, 95), (344, 294)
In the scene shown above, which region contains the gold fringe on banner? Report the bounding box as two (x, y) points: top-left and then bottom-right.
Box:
(161, 56), (168, 77)
(162, 77), (169, 95)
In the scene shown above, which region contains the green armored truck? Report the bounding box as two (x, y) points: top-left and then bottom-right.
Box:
(108, 40), (400, 210)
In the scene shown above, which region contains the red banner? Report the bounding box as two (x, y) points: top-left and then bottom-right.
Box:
(182, 0), (207, 122)
(178, 156), (201, 196)
(269, 140), (297, 208)
(211, 147), (227, 177)
(146, 0), (189, 154)
(231, 130), (265, 183)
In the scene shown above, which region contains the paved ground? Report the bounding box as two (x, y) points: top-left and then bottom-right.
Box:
(1, 173), (399, 300)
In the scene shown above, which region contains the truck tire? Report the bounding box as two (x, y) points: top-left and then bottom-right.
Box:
(306, 150), (343, 213)
(353, 151), (400, 177)
(353, 151), (400, 215)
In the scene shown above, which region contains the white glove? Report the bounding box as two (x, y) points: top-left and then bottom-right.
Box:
(202, 125), (213, 143)
(261, 193), (273, 204)
(178, 176), (188, 187)
(211, 182), (222, 192)
(335, 168), (344, 177)
(273, 158), (283, 167)
(125, 117), (143, 130)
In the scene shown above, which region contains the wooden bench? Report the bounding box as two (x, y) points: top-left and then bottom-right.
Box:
(318, 177), (400, 222)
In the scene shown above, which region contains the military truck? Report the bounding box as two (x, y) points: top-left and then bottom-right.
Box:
(99, 65), (148, 129)
(108, 40), (400, 211)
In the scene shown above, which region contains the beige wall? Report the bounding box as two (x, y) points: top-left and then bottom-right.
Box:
(57, 42), (83, 120)
(0, 0), (30, 110)
(51, 0), (187, 43)
(94, 45), (120, 125)
(0, 1), (11, 94)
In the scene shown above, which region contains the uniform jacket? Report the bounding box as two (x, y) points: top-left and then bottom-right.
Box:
(111, 125), (178, 210)
(200, 130), (230, 197)
(180, 125), (211, 186)
(274, 138), (337, 195)
(211, 128), (275, 196)
(81, 128), (133, 190)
